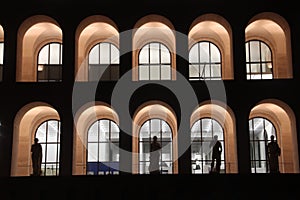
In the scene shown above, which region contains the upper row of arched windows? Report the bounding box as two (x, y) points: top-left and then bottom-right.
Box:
(0, 12), (293, 82)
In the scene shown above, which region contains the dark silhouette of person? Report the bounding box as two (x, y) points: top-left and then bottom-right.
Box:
(31, 138), (42, 176)
(267, 135), (281, 173)
(149, 136), (161, 174)
(210, 135), (222, 173)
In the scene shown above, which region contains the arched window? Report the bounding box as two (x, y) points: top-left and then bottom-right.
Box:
(0, 42), (3, 81)
(35, 119), (61, 176)
(37, 42), (63, 82)
(138, 42), (171, 80)
(139, 118), (173, 174)
(88, 42), (120, 81)
(249, 117), (276, 173)
(189, 41), (221, 80)
(245, 40), (273, 80)
(191, 118), (225, 174)
(86, 119), (120, 175)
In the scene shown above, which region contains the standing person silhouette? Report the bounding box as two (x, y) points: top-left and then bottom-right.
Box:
(149, 136), (161, 174)
(267, 135), (281, 173)
(31, 138), (43, 176)
(210, 135), (222, 173)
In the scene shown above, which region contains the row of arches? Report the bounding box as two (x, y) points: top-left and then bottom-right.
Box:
(0, 11), (293, 82)
(10, 99), (299, 176)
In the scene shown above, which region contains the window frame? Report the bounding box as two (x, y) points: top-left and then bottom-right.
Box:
(249, 117), (277, 173)
(190, 117), (226, 174)
(86, 118), (120, 175)
(88, 42), (120, 81)
(34, 119), (61, 176)
(245, 40), (273, 80)
(138, 118), (173, 174)
(37, 42), (63, 82)
(189, 41), (222, 81)
(138, 41), (172, 81)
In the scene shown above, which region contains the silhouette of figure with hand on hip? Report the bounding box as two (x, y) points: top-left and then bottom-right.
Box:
(210, 135), (222, 174)
(267, 135), (281, 173)
(149, 136), (161, 174)
(31, 138), (42, 176)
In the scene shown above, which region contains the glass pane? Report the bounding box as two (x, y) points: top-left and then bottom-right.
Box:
(161, 142), (171, 161)
(110, 64), (119, 80)
(199, 42), (209, 63)
(45, 164), (57, 176)
(150, 65), (160, 80)
(87, 143), (98, 162)
(250, 74), (261, 80)
(89, 45), (99, 64)
(191, 120), (200, 140)
(150, 43), (159, 63)
(262, 73), (273, 80)
(38, 45), (49, 64)
(140, 121), (150, 139)
(161, 65), (171, 80)
(46, 144), (58, 162)
(191, 142), (201, 159)
(161, 121), (171, 137)
(49, 43), (60, 64)
(189, 64), (199, 78)
(204, 64), (211, 78)
(0, 43), (3, 64)
(261, 43), (271, 62)
(210, 43), (221, 63)
(202, 118), (212, 137)
(259, 141), (267, 160)
(250, 63), (261, 73)
(99, 143), (110, 162)
(110, 122), (119, 141)
(262, 63), (272, 73)
(100, 43), (110, 64)
(139, 162), (149, 174)
(139, 65), (149, 80)
(88, 122), (98, 142)
(99, 120), (110, 142)
(89, 64), (105, 81)
(111, 142), (119, 161)
(246, 63), (251, 74)
(203, 140), (211, 156)
(140, 142), (150, 161)
(36, 122), (47, 143)
(160, 44), (170, 63)
(139, 45), (149, 64)
(255, 118), (265, 138)
(151, 119), (160, 132)
(245, 42), (249, 62)
(111, 44), (119, 64)
(211, 64), (221, 78)
(266, 124), (276, 140)
(47, 121), (58, 142)
(41, 144), (46, 163)
(189, 44), (199, 63)
(199, 64), (205, 78)
(212, 120), (223, 140)
(249, 41), (260, 62)
(162, 162), (172, 174)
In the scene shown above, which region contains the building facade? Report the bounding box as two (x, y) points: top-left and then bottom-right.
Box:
(0, 0), (299, 198)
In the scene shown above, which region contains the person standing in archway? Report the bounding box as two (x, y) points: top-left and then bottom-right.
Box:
(210, 135), (222, 173)
(31, 138), (43, 176)
(149, 136), (162, 174)
(267, 135), (281, 173)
